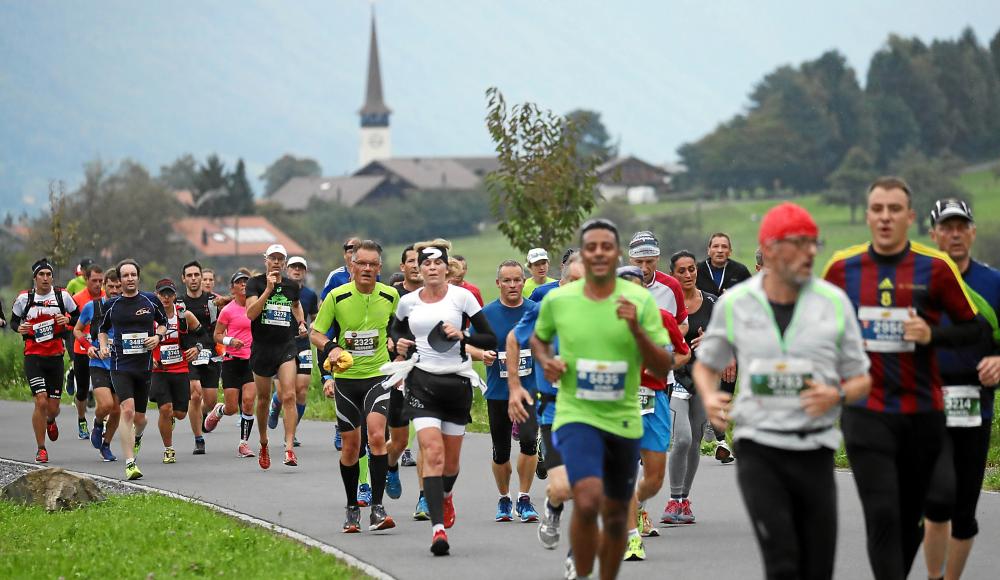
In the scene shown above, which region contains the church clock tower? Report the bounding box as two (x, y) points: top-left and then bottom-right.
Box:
(358, 10), (391, 168)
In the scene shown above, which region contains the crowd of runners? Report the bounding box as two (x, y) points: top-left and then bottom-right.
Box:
(2, 176), (998, 579)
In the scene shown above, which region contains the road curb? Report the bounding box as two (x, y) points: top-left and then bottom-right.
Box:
(0, 457), (395, 580)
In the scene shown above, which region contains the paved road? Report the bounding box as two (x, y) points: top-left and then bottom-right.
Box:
(1, 400), (997, 579)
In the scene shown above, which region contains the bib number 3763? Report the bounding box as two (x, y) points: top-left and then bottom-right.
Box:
(575, 359), (627, 401)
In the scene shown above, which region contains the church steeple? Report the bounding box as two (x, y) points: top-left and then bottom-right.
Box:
(359, 9), (390, 127)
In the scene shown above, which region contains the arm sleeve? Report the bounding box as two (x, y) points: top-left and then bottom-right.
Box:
(695, 296), (736, 372)
(464, 310), (496, 350)
(10, 294), (25, 327)
(836, 291), (870, 379)
(931, 317), (991, 348)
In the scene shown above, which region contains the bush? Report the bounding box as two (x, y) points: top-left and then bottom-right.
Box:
(0, 331), (29, 400)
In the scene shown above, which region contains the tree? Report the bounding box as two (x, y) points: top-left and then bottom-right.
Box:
(260, 154), (322, 197)
(824, 146), (877, 223)
(991, 29), (1000, 79)
(870, 95), (921, 168)
(227, 159), (256, 215)
(890, 148), (969, 235)
(193, 155), (229, 216)
(564, 109), (617, 164)
(158, 154), (199, 191)
(485, 87), (600, 255)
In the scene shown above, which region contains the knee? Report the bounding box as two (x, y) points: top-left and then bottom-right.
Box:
(643, 468), (665, 491)
(952, 515), (978, 540)
(492, 445), (511, 465)
(133, 414), (147, 427)
(367, 430), (386, 450)
(602, 506), (629, 536)
(280, 390), (295, 405)
(174, 411), (187, 420)
(519, 435), (538, 457)
(224, 401), (239, 415)
(573, 488), (602, 518)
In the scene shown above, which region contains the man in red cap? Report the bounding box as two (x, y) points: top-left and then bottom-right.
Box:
(823, 178), (985, 579)
(694, 202), (872, 579)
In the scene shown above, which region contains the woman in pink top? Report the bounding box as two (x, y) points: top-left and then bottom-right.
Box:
(204, 271), (256, 458)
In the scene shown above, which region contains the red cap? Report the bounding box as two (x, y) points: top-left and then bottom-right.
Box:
(758, 202), (819, 245)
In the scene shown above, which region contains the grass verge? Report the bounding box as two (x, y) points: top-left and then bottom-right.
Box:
(0, 493), (367, 579)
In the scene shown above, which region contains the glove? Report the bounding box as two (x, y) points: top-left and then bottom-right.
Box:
(323, 350), (354, 374)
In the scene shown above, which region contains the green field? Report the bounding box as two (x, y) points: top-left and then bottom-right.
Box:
(0, 493), (364, 579)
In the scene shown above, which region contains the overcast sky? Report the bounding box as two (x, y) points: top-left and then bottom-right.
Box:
(2, 0), (999, 210)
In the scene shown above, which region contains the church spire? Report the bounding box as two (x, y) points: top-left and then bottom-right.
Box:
(360, 8), (390, 126)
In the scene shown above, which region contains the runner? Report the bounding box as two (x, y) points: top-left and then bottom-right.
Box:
(923, 198), (1000, 580)
(823, 177), (985, 579)
(523, 248), (557, 298)
(268, 256), (318, 447)
(70, 263), (104, 439)
(449, 255), (484, 307)
(151, 278), (207, 465)
(201, 268), (216, 294)
(11, 259), (79, 464)
(204, 270), (257, 458)
(510, 251), (585, 554)
(530, 219), (672, 579)
(321, 236), (362, 300)
(626, 231), (689, 331)
(97, 259), (168, 480)
(311, 240), (400, 533)
(386, 245), (423, 515)
(616, 265), (691, 561)
(245, 244), (307, 468)
(476, 260), (540, 524)
(74, 268), (122, 462)
(664, 250), (716, 525)
(695, 202), (871, 579)
(65, 257), (94, 295)
(177, 261), (221, 455)
(383, 238), (498, 555)
(695, 232), (752, 296)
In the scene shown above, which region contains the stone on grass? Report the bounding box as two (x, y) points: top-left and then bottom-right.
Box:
(1, 468), (105, 511)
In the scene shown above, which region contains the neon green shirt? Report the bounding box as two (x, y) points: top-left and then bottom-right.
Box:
(313, 281), (399, 379)
(534, 278), (669, 439)
(66, 276), (86, 295)
(523, 277), (557, 298)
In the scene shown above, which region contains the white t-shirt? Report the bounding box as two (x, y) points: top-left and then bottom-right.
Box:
(395, 284), (482, 367)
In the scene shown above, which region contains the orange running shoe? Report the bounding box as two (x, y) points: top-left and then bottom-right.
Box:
(259, 443), (270, 470)
(46, 421), (59, 442)
(283, 449), (298, 466)
(430, 528), (449, 556)
(35, 448), (48, 463)
(443, 494), (456, 529)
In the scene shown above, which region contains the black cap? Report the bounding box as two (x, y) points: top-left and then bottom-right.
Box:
(155, 278), (177, 294)
(930, 198), (973, 225)
(230, 271), (250, 285)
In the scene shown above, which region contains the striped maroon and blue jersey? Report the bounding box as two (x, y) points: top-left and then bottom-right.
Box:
(822, 241), (977, 414)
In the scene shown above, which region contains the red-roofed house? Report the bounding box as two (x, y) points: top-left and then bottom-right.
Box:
(171, 215), (306, 274)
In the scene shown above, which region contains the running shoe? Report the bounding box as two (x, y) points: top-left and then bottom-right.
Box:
(203, 403), (224, 433)
(259, 443), (271, 470)
(443, 494), (456, 529)
(133, 435), (142, 456)
(516, 495), (539, 523)
(495, 496), (514, 522)
(162, 448), (176, 464)
(99, 442), (117, 462)
(661, 499), (685, 524)
(624, 534), (646, 561)
(715, 440), (735, 464)
(564, 550), (577, 580)
(124, 460), (143, 481)
(237, 441), (255, 458)
(46, 421), (59, 442)
(538, 504), (561, 549)
(90, 421), (104, 450)
(293, 436), (301, 448)
(639, 507), (659, 537)
(369, 504), (396, 531)
(343, 506), (362, 533)
(267, 394), (280, 430)
(400, 448), (416, 466)
(413, 496), (430, 521)
(430, 528), (449, 556)
(357, 483), (372, 507)
(386, 470), (403, 499)
(680, 499), (696, 524)
(35, 448), (48, 464)
(77, 418), (89, 440)
(193, 438), (206, 455)
(284, 449), (298, 466)
(333, 424), (342, 450)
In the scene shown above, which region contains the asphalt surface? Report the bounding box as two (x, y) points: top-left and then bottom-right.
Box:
(1, 399), (998, 579)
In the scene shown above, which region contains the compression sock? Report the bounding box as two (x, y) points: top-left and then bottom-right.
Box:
(443, 473), (458, 494)
(423, 476), (445, 526)
(240, 414), (254, 441)
(340, 461), (360, 506)
(388, 462), (399, 473)
(370, 453), (388, 505)
(296, 403), (306, 423)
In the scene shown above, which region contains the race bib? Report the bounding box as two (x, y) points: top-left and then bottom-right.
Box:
(748, 358), (813, 405)
(262, 303), (292, 327)
(942, 385), (982, 428)
(638, 386), (656, 415)
(575, 359), (627, 401)
(298, 349), (313, 369)
(344, 329), (378, 357)
(32, 319), (55, 343)
(858, 307), (914, 353)
(122, 332), (148, 355)
(672, 382), (692, 400)
(160, 343), (183, 365)
(498, 349), (533, 379)
(191, 348), (212, 366)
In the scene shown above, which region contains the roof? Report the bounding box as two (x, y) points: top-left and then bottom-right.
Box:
(266, 175), (388, 210)
(356, 157), (483, 190)
(171, 216), (305, 258)
(173, 189), (195, 208)
(359, 11), (390, 117)
(451, 156), (500, 177)
(596, 155), (671, 176)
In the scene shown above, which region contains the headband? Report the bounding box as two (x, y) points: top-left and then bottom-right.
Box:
(420, 246), (449, 265)
(32, 259), (54, 277)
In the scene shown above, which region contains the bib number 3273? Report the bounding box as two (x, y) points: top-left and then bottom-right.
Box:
(575, 359), (627, 401)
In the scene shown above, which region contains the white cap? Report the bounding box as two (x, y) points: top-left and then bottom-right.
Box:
(264, 244), (288, 258)
(527, 248), (549, 264)
(287, 256), (308, 269)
